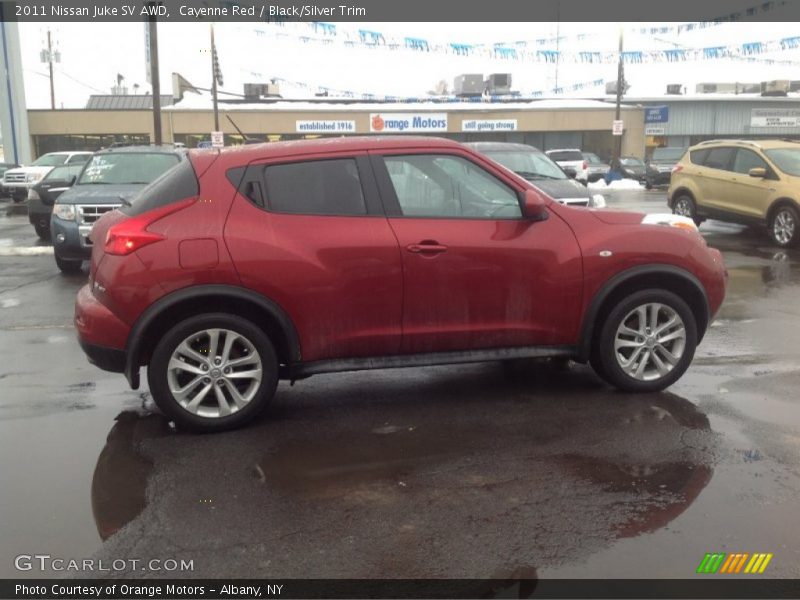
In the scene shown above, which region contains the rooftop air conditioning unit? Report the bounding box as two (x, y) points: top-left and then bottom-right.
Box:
(761, 80), (790, 96)
(666, 84), (682, 95)
(454, 74), (485, 96)
(485, 73), (512, 94)
(789, 80), (800, 92)
(243, 83), (267, 100)
(697, 83), (718, 93)
(264, 83), (281, 97)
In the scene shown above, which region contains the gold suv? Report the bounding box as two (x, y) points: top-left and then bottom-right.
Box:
(668, 139), (800, 247)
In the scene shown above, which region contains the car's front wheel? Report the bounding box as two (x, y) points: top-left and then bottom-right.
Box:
(147, 313), (279, 432)
(769, 204), (800, 248)
(34, 223), (50, 240)
(592, 289), (697, 392)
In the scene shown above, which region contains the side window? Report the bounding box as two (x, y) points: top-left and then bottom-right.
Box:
(67, 154), (90, 165)
(383, 155), (521, 219)
(732, 149), (768, 175)
(704, 147), (736, 171)
(263, 158), (366, 216)
(689, 148), (710, 166)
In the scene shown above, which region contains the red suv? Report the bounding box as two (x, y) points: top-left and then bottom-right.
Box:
(75, 137), (727, 431)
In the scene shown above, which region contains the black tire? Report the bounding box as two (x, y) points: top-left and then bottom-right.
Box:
(592, 289), (697, 393)
(769, 204), (800, 248)
(147, 313), (279, 432)
(645, 180), (653, 190)
(55, 253), (83, 274)
(34, 224), (50, 240)
(671, 193), (704, 227)
(11, 192), (26, 203)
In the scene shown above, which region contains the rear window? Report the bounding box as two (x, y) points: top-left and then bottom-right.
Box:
(263, 159), (366, 216)
(122, 158), (198, 216)
(689, 149), (710, 165)
(547, 150), (583, 162)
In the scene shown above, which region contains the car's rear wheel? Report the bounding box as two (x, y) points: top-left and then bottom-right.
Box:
(34, 223), (50, 240)
(592, 289), (697, 392)
(55, 254), (82, 274)
(672, 194), (704, 227)
(769, 204), (800, 248)
(147, 313), (279, 432)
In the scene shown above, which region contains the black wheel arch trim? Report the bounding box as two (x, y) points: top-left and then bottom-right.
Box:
(669, 187), (696, 209)
(124, 284), (301, 389)
(766, 197), (800, 223)
(577, 264), (710, 362)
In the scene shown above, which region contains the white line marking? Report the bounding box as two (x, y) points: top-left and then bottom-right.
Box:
(0, 246), (54, 256)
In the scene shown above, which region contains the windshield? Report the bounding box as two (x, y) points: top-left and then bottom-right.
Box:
(651, 148), (686, 161)
(583, 152), (604, 164)
(621, 157), (644, 167)
(765, 148), (800, 177)
(78, 153), (181, 185)
(31, 154), (68, 167)
(485, 150), (567, 180)
(547, 150), (583, 162)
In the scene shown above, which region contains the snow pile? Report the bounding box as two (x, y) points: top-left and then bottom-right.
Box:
(588, 179), (644, 190)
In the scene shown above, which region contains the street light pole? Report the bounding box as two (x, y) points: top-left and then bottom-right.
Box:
(613, 27), (625, 165)
(46, 30), (54, 109)
(148, 16), (162, 144)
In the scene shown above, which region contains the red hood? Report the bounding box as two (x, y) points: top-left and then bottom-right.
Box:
(590, 210), (646, 225)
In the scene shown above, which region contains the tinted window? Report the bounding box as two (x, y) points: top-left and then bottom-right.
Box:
(547, 150), (583, 162)
(264, 159), (366, 216)
(732, 149), (768, 174)
(384, 154), (521, 219)
(689, 149), (710, 165)
(704, 147), (736, 171)
(122, 158), (198, 216)
(79, 152), (180, 185)
(42, 165), (82, 182)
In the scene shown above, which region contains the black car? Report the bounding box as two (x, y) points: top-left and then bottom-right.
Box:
(0, 162), (20, 197)
(27, 163), (84, 239)
(620, 156), (647, 183)
(466, 142), (606, 208)
(645, 147), (687, 189)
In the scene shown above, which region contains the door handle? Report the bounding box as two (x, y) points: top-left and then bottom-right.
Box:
(406, 242), (448, 254)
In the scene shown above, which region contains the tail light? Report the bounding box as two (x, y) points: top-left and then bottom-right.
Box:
(672, 164), (683, 174)
(582, 160), (588, 170)
(104, 198), (195, 256)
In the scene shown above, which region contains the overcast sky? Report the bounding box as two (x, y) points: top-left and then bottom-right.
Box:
(16, 20), (800, 108)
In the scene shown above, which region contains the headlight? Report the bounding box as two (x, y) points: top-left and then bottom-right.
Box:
(27, 188), (41, 201)
(53, 204), (76, 221)
(590, 194), (606, 209)
(26, 173), (43, 183)
(641, 213), (697, 231)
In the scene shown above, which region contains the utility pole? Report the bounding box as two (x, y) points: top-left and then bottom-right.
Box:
(40, 29), (59, 109)
(211, 24), (220, 131)
(148, 15), (162, 144)
(612, 27), (625, 166)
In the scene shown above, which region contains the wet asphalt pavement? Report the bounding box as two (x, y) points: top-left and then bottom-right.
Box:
(1, 189), (799, 580)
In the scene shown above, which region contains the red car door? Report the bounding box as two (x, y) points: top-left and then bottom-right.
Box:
(224, 153), (403, 362)
(370, 150), (583, 354)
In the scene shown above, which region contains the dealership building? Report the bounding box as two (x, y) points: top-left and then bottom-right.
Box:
(20, 91), (800, 161)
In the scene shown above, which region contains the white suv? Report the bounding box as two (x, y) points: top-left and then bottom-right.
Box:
(2, 151), (92, 202)
(545, 148), (589, 184)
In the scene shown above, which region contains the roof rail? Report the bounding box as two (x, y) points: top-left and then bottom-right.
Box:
(695, 139), (761, 148)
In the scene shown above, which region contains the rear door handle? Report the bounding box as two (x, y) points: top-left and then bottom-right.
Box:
(406, 242), (448, 254)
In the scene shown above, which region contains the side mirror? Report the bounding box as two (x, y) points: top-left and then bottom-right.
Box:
(522, 189), (548, 221)
(748, 167), (767, 178)
(563, 167), (577, 179)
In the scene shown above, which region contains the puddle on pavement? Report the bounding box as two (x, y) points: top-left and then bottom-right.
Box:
(91, 411), (172, 540)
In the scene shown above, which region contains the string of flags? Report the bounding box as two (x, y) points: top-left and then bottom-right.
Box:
(243, 0), (791, 58)
(243, 71), (606, 102)
(243, 24), (800, 66)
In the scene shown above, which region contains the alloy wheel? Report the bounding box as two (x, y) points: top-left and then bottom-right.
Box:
(673, 197), (693, 218)
(167, 328), (263, 418)
(613, 303), (687, 381)
(773, 208), (796, 246)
